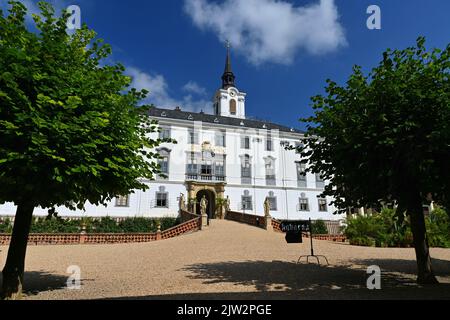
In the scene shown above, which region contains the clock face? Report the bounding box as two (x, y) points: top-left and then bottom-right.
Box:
(230, 91), (236, 97)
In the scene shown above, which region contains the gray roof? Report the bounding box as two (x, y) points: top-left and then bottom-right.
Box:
(147, 107), (304, 134)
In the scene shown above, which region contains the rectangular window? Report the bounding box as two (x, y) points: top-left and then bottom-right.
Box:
(158, 156), (169, 175)
(266, 133), (273, 151)
(318, 198), (328, 212)
(187, 154), (198, 175)
(241, 136), (250, 149)
(297, 162), (307, 188)
(241, 164), (251, 178)
(241, 196), (253, 210)
(115, 195), (129, 207)
(315, 173), (325, 189)
(156, 192), (168, 208)
(201, 161), (212, 176)
(159, 126), (171, 139)
(215, 161), (225, 177)
(299, 198), (309, 211)
(268, 197), (277, 211)
(241, 156), (252, 184)
(215, 131), (226, 147)
(265, 159), (276, 186)
(188, 129), (199, 145)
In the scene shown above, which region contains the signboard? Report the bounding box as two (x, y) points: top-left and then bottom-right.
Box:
(280, 220), (310, 233)
(281, 220), (311, 244)
(285, 231), (303, 243)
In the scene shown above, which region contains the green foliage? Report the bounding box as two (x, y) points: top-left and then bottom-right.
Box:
(0, 218), (13, 233)
(426, 208), (450, 248)
(88, 217), (179, 233)
(344, 208), (450, 248)
(30, 217), (80, 233)
(298, 37), (450, 214)
(158, 217), (180, 232)
(311, 219), (328, 235)
(0, 1), (175, 211)
(0, 216), (180, 234)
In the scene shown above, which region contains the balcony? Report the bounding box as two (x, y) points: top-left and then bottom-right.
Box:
(186, 174), (226, 183)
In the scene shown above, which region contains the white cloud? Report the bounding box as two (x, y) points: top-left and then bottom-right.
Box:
(184, 0), (346, 65)
(126, 67), (212, 113)
(182, 81), (207, 96)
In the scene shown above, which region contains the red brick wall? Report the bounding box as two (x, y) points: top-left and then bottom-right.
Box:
(161, 217), (201, 240)
(180, 210), (201, 223)
(225, 211), (266, 229)
(272, 219), (282, 232)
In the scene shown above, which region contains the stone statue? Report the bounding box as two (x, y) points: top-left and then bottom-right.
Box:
(225, 196), (231, 212)
(200, 195), (208, 216)
(264, 197), (271, 217)
(179, 193), (186, 211)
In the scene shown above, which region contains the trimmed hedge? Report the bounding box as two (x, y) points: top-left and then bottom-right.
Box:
(0, 216), (180, 234)
(344, 208), (450, 248)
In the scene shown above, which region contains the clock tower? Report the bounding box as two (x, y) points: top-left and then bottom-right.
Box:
(213, 42), (246, 119)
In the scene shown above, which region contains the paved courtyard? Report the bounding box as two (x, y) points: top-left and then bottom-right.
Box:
(1, 220), (450, 300)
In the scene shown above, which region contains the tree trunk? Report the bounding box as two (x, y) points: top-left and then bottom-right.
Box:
(1, 203), (35, 300)
(407, 196), (439, 285)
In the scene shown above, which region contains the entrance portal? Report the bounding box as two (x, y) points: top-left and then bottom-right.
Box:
(196, 190), (216, 219)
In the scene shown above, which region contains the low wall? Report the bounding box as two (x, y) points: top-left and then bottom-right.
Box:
(225, 211), (266, 229)
(271, 217), (347, 242)
(179, 210), (201, 223)
(0, 215), (201, 246)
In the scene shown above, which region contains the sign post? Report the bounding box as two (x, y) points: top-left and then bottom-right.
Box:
(281, 218), (329, 265)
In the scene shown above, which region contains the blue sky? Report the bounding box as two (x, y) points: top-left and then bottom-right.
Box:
(4, 0), (450, 130)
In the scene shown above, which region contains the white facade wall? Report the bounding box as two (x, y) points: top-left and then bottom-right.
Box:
(0, 118), (344, 221)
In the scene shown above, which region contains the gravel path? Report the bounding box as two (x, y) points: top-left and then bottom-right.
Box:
(1, 220), (449, 300)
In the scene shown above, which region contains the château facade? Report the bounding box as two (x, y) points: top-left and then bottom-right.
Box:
(0, 48), (345, 222)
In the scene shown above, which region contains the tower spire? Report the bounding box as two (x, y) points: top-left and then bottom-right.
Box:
(222, 40), (236, 89)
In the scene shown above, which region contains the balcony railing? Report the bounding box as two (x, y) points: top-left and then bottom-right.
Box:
(266, 175), (276, 186)
(186, 174), (226, 183)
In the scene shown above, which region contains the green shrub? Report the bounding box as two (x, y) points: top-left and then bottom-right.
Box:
(311, 219), (328, 234)
(0, 218), (13, 233)
(30, 217), (80, 233)
(87, 217), (121, 233)
(159, 217), (180, 231)
(426, 208), (450, 248)
(344, 207), (449, 248)
(0, 216), (181, 234)
(119, 217), (155, 233)
(349, 236), (376, 247)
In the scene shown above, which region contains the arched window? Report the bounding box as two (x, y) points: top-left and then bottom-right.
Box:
(230, 99), (237, 115)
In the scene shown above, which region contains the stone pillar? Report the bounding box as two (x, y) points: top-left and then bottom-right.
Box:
(265, 215), (273, 232)
(79, 221), (87, 244)
(200, 213), (208, 230)
(156, 223), (162, 240)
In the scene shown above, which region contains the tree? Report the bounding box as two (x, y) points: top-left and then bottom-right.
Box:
(0, 1), (173, 298)
(299, 37), (449, 284)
